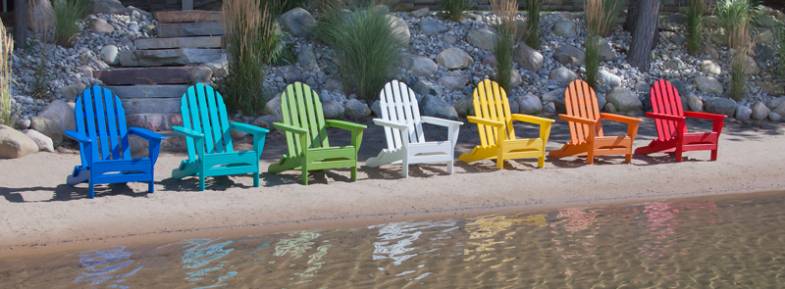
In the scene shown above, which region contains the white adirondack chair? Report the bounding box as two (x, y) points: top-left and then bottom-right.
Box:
(366, 80), (463, 177)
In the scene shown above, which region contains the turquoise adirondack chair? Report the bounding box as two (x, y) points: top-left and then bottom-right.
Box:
(65, 85), (164, 199)
(171, 83), (270, 191)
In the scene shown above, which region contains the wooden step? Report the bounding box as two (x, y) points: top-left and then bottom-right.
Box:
(158, 22), (223, 37)
(122, 98), (182, 114)
(109, 85), (190, 99)
(126, 113), (183, 132)
(95, 66), (213, 85)
(154, 10), (222, 23)
(119, 48), (225, 67)
(134, 36), (223, 50)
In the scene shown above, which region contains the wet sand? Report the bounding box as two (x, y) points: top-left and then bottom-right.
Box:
(1, 119), (783, 257)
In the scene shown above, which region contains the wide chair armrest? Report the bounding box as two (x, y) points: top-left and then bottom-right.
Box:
(326, 119), (367, 132)
(600, 113), (642, 125)
(273, 122), (309, 135)
(421, 116), (463, 128)
(467, 116), (504, 127)
(172, 126), (205, 139)
(373, 118), (409, 130)
(684, 111), (726, 121)
(129, 127), (165, 142)
(65, 130), (91, 144)
(511, 114), (555, 126)
(559, 114), (599, 125)
(230, 121), (269, 136)
(645, 112), (685, 122)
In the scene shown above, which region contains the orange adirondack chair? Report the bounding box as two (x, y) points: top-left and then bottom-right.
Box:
(549, 80), (641, 164)
(634, 79), (726, 161)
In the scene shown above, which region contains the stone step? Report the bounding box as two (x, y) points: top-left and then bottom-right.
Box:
(158, 22), (224, 37)
(122, 98), (181, 114)
(119, 48), (225, 67)
(109, 85), (189, 99)
(134, 36), (223, 50)
(95, 66), (213, 85)
(154, 10), (222, 23)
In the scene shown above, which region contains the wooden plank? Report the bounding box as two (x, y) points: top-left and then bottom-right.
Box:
(95, 67), (213, 85)
(158, 22), (223, 37)
(109, 85), (189, 99)
(134, 36), (223, 50)
(121, 98), (181, 114)
(154, 10), (222, 23)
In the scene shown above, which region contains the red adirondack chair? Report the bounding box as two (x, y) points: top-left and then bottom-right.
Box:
(635, 79), (726, 161)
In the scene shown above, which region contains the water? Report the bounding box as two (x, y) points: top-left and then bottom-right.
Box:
(3, 192), (785, 288)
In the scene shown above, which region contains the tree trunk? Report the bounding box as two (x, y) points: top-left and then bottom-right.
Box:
(624, 0), (638, 32)
(14, 0), (28, 46)
(627, 0), (660, 72)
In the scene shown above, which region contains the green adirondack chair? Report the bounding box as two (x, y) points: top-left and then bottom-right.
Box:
(269, 82), (366, 185)
(171, 83), (269, 191)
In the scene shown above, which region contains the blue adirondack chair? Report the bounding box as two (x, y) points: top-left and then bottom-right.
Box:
(65, 85), (164, 199)
(171, 83), (269, 191)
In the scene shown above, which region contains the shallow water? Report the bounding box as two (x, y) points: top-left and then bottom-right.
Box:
(3, 192), (785, 288)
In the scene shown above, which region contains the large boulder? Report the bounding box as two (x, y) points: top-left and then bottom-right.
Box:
(410, 56), (438, 77)
(735, 105), (752, 121)
(91, 18), (114, 33)
(344, 99), (371, 120)
(687, 95), (703, 111)
(694, 76), (723, 95)
(421, 95), (459, 120)
(91, 0), (128, 14)
(453, 95), (473, 117)
(414, 79), (441, 97)
(23, 129), (54, 152)
(263, 95), (282, 118)
(704, 97), (737, 117)
(751, 101), (770, 120)
(554, 45), (584, 65)
(549, 67), (577, 86)
(700, 60), (722, 76)
(466, 28), (497, 51)
(438, 71), (469, 90)
(606, 87), (642, 114)
(543, 89), (566, 112)
(387, 15), (411, 46)
(279, 8), (316, 37)
(515, 43), (544, 71)
(420, 18), (448, 35)
(598, 69), (622, 91)
(100, 45), (119, 65)
(322, 101), (345, 119)
(436, 47), (473, 70)
(0, 125), (38, 159)
(514, 93), (543, 115)
(32, 100), (75, 146)
(552, 19), (576, 37)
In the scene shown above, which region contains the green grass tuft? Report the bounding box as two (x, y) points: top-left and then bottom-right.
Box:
(441, 0), (471, 21)
(53, 0), (89, 47)
(686, 0), (704, 55)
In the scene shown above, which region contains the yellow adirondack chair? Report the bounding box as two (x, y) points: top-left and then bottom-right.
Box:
(459, 79), (555, 169)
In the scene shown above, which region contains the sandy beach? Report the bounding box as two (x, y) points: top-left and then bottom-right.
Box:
(1, 119), (784, 257)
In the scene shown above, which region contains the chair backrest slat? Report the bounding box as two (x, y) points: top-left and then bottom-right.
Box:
(379, 80), (425, 150)
(650, 79), (685, 141)
(280, 82), (329, 156)
(472, 80), (514, 147)
(564, 80), (603, 144)
(180, 83), (234, 156)
(74, 85), (131, 161)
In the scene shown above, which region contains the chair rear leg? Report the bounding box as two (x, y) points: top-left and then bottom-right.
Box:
(537, 156), (545, 168)
(148, 181), (155, 193)
(587, 149), (595, 165)
(447, 159), (455, 175)
(253, 173), (260, 187)
(711, 148), (718, 161)
(301, 167), (309, 185)
(402, 158), (409, 178)
(351, 166), (358, 181)
(88, 181), (95, 199)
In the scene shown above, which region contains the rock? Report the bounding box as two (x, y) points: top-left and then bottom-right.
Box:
(253, 115), (279, 129)
(297, 46), (319, 71)
(91, 0), (128, 14)
(694, 76), (723, 95)
(387, 15), (411, 46)
(99, 45), (119, 65)
(414, 79), (441, 97)
(436, 47), (473, 70)
(598, 69), (621, 90)
(263, 95), (282, 118)
(344, 99), (371, 119)
(554, 45), (584, 65)
(515, 93), (543, 115)
(421, 95), (458, 120)
(466, 28), (497, 50)
(23, 129), (54, 152)
(552, 19), (576, 37)
(597, 37), (617, 61)
(510, 70), (522, 88)
(279, 8), (316, 37)
(132, 48), (225, 66)
(606, 87), (642, 114)
(543, 89), (565, 112)
(57, 83), (86, 99)
(543, 102), (557, 114)
(453, 95), (473, 117)
(0, 125), (38, 159)
(515, 43), (544, 71)
(420, 18), (448, 35)
(157, 22), (224, 38)
(411, 7), (430, 17)
(735, 105), (752, 121)
(371, 100), (382, 116)
(703, 46), (720, 59)
(15, 118), (31, 130)
(438, 71), (469, 90)
(770, 112), (782, 122)
(774, 100), (785, 116)
(410, 56), (438, 77)
(549, 67), (577, 86)
(322, 101), (345, 119)
(742, 54), (760, 75)
(704, 97), (737, 117)
(91, 18), (115, 33)
(30, 116), (64, 146)
(751, 101), (770, 120)
(688, 95), (703, 112)
(700, 60), (722, 76)
(34, 100), (75, 146)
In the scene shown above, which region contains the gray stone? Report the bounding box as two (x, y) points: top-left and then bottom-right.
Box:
(510, 70), (522, 88)
(91, 0), (128, 14)
(420, 18), (449, 35)
(596, 37), (616, 61)
(263, 95), (282, 118)
(704, 97), (737, 117)
(91, 18), (114, 33)
(344, 99), (371, 119)
(436, 47), (473, 70)
(0, 125), (38, 159)
(453, 95), (473, 117)
(742, 54), (760, 75)
(157, 22), (224, 37)
(606, 87), (642, 113)
(552, 20), (576, 37)
(688, 95), (703, 112)
(388, 15), (411, 46)
(735, 105), (752, 121)
(549, 67), (577, 86)
(543, 102), (557, 114)
(598, 69), (621, 90)
(770, 112), (783, 122)
(371, 100), (382, 116)
(694, 76), (724, 95)
(134, 36), (223, 50)
(410, 56), (438, 77)
(438, 71), (468, 90)
(57, 83), (86, 99)
(516, 93), (543, 115)
(23, 129), (54, 152)
(14, 118), (31, 130)
(132, 48), (225, 66)
(100, 45), (119, 65)
(411, 8), (430, 17)
(700, 60), (722, 76)
(466, 28), (497, 50)
(34, 100), (75, 146)
(774, 100), (785, 116)
(297, 46), (319, 71)
(554, 45), (584, 65)
(751, 101), (770, 120)
(279, 8), (316, 37)
(322, 101), (345, 119)
(30, 116), (63, 146)
(543, 89), (565, 112)
(414, 79), (442, 97)
(421, 95), (459, 120)
(515, 43), (544, 71)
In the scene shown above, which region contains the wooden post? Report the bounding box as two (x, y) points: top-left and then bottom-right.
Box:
(182, 0), (193, 10)
(13, 0), (27, 45)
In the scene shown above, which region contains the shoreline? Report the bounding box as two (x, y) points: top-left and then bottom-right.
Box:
(1, 121), (784, 258)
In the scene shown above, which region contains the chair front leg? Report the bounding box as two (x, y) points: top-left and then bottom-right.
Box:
(538, 122), (553, 168)
(496, 127), (507, 169)
(587, 126), (596, 165)
(195, 138), (206, 191)
(624, 122), (640, 164)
